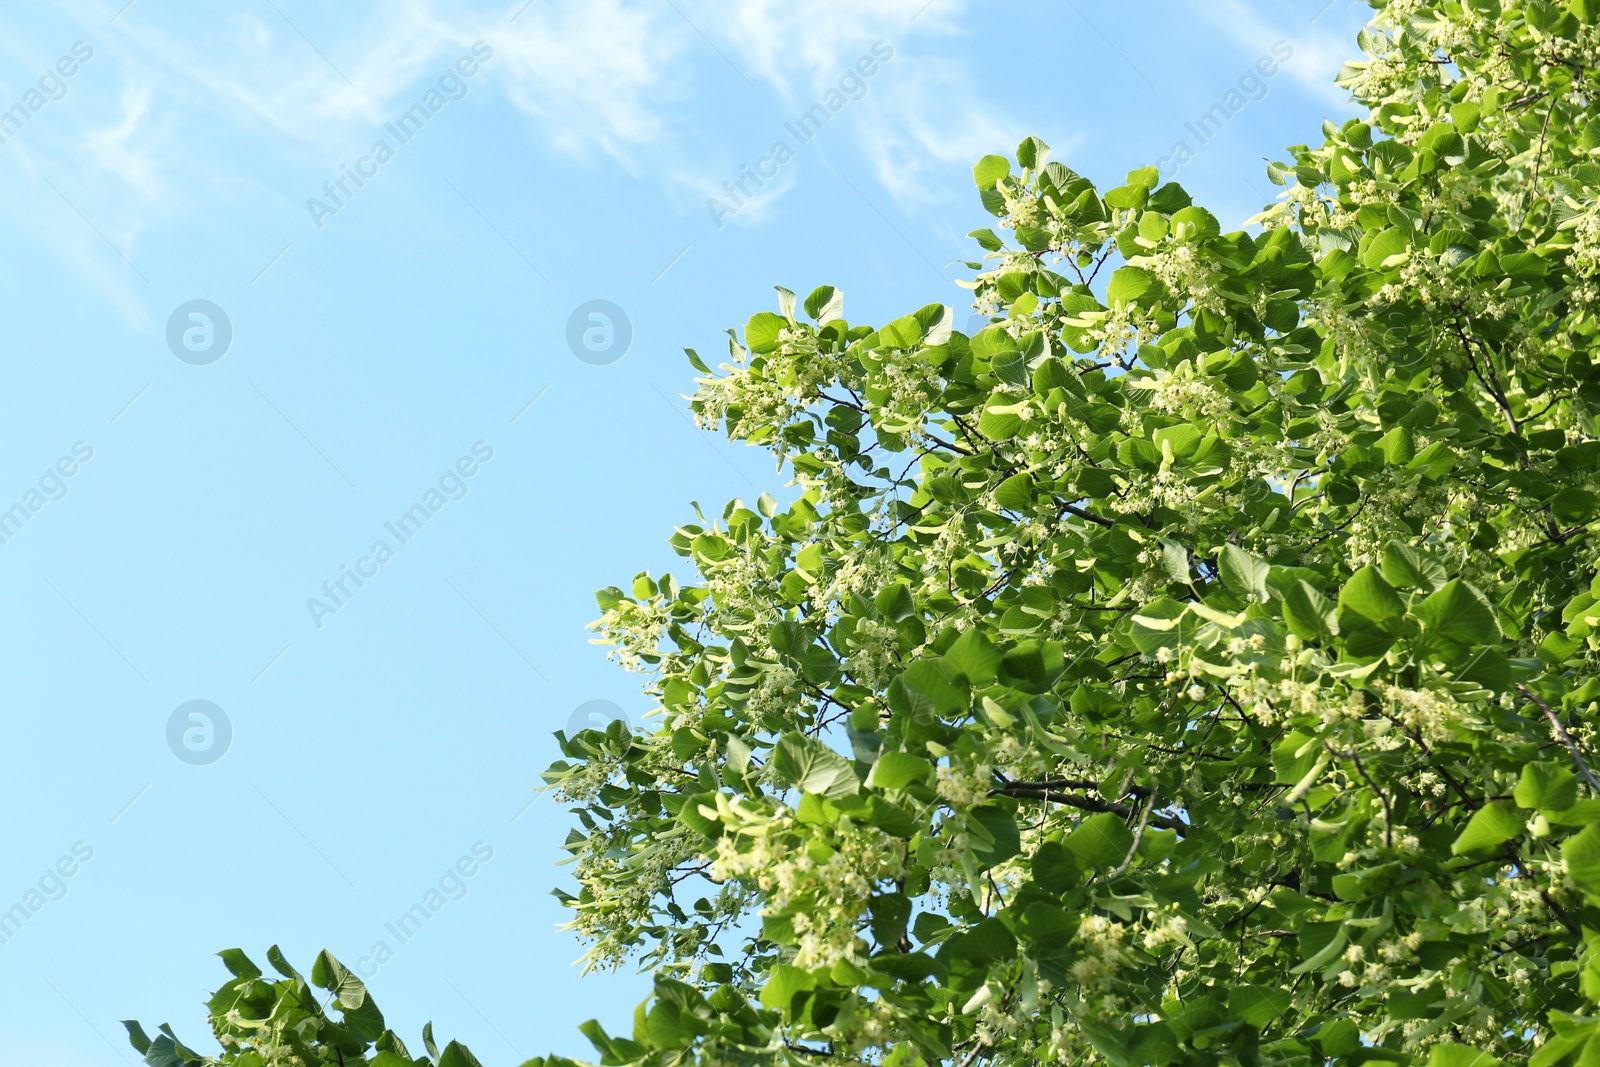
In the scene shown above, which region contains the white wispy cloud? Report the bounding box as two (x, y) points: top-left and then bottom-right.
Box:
(1186, 0), (1362, 111)
(703, 0), (949, 98)
(658, 0), (1021, 226)
(0, 0), (1033, 316)
(80, 80), (163, 200)
(854, 55), (1035, 207)
(493, 0), (690, 158)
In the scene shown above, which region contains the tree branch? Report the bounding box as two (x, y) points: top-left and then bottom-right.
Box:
(1519, 685), (1600, 795)
(1325, 742), (1392, 849)
(1108, 791), (1158, 879)
(990, 785), (1185, 833)
(1061, 503), (1116, 528)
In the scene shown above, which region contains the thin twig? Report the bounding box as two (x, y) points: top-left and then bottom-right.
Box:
(989, 785), (1185, 833)
(957, 1040), (990, 1067)
(1062, 503), (1116, 528)
(1374, 706), (1478, 810)
(1325, 743), (1392, 848)
(1108, 791), (1158, 879)
(1519, 685), (1600, 794)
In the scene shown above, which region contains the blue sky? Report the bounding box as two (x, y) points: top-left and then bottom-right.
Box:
(0, 0), (1370, 1062)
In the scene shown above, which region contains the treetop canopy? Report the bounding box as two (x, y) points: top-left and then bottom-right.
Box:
(132, 2), (1600, 1065)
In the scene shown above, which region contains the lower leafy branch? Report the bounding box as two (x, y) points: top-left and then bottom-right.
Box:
(988, 775), (1186, 833)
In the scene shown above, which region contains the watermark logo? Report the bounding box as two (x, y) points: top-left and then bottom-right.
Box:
(707, 41), (893, 229)
(0, 441), (93, 548)
(0, 841), (93, 947)
(566, 300), (632, 366)
(166, 300), (233, 365)
(1157, 41), (1295, 179)
(0, 40), (94, 149)
(307, 42), (494, 229)
(166, 700), (232, 765)
(306, 442), (495, 629)
(567, 699), (629, 735)
(355, 841), (494, 977)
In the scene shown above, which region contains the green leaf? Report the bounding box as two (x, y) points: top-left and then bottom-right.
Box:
(1063, 812), (1134, 869)
(969, 805), (1021, 869)
(1151, 423), (1203, 459)
(1125, 165), (1160, 190)
(943, 628), (1000, 684)
(1219, 544), (1271, 602)
(874, 582), (916, 621)
(1293, 921), (1347, 974)
(1415, 579), (1501, 645)
(139, 1036), (190, 1067)
(864, 795), (919, 838)
(973, 154), (1010, 190)
(774, 285), (797, 324)
(437, 1042), (485, 1067)
(1363, 227), (1411, 269)
(1382, 540), (1445, 591)
(978, 403), (1023, 440)
(902, 660), (969, 715)
(1017, 901), (1074, 962)
(1130, 598), (1202, 654)
(1102, 183), (1148, 210)
(868, 893), (912, 949)
(1032, 840), (1081, 893)
(1338, 565), (1405, 626)
(769, 620), (811, 661)
(1272, 731), (1321, 786)
(938, 917), (1018, 993)
(1564, 822), (1600, 900)
(1515, 762), (1579, 811)
(773, 733), (860, 799)
(745, 311), (787, 354)
(1160, 538), (1191, 585)
(1170, 204), (1220, 238)
(683, 346), (711, 373)
(759, 964), (817, 1011)
(266, 944), (303, 981)
(1016, 135), (1049, 170)
(969, 228), (1003, 251)
(1451, 802), (1523, 854)
(1376, 425), (1416, 464)
(993, 471), (1036, 511)
(122, 1021), (153, 1056)
(1318, 1018), (1362, 1056)
(868, 750), (934, 790)
(1107, 266), (1158, 304)
(1408, 441), (1457, 478)
(1228, 985), (1290, 1029)
(879, 314), (922, 349)
(1428, 1043), (1502, 1067)
(916, 303), (955, 345)
(803, 285), (844, 323)
(1582, 117), (1600, 153)
(1282, 579), (1337, 641)
(217, 948), (262, 980)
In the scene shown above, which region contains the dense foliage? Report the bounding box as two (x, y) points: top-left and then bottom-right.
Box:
(121, 948), (490, 1067)
(133, 1), (1600, 1064)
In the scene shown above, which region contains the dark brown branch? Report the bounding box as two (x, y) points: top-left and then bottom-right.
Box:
(1108, 791), (1158, 878)
(1374, 706), (1478, 811)
(1325, 742), (1392, 849)
(990, 784), (1184, 833)
(1520, 685), (1600, 795)
(1061, 503), (1116, 528)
